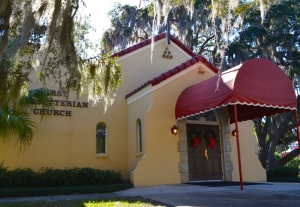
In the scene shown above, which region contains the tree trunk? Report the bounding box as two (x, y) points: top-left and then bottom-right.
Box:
(276, 149), (300, 166)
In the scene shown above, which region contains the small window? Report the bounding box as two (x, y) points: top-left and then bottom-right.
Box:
(96, 122), (107, 154)
(137, 119), (142, 153)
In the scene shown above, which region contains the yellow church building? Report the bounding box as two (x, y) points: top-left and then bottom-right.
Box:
(1, 33), (281, 187)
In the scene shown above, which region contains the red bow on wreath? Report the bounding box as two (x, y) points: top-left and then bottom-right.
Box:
(193, 137), (200, 148)
(208, 137), (216, 148)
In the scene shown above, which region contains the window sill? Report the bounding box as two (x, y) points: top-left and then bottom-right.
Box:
(96, 154), (109, 158)
(136, 152), (143, 157)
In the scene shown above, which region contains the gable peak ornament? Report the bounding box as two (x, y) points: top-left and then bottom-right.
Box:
(162, 47), (173, 59)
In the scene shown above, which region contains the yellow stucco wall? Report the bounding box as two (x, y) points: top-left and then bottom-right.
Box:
(129, 62), (216, 186)
(118, 39), (191, 95)
(230, 121), (267, 182)
(0, 90), (130, 178)
(0, 37), (193, 181)
(127, 92), (153, 177)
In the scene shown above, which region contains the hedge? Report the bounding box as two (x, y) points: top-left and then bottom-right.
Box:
(267, 166), (299, 178)
(0, 167), (123, 187)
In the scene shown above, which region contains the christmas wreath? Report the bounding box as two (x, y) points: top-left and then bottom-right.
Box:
(204, 129), (218, 148)
(188, 128), (202, 148)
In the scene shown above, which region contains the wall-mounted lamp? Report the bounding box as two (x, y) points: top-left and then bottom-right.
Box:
(171, 125), (178, 135)
(232, 129), (237, 136)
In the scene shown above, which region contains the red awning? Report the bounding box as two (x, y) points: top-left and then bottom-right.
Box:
(175, 58), (297, 123)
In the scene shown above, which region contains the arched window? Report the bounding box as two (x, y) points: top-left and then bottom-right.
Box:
(187, 111), (218, 123)
(96, 122), (107, 154)
(137, 119), (142, 153)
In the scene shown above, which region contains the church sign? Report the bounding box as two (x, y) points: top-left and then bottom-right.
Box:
(33, 90), (88, 117)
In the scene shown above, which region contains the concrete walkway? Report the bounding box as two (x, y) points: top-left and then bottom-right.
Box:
(0, 182), (300, 207)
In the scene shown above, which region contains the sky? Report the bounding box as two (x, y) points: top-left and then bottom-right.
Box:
(83, 0), (141, 41)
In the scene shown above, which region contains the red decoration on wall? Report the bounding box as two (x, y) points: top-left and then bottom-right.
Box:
(193, 137), (200, 148)
(208, 137), (216, 148)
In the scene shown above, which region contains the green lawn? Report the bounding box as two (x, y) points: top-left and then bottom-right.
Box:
(0, 197), (173, 207)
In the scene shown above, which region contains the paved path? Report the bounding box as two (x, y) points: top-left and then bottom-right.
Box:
(0, 182), (300, 207)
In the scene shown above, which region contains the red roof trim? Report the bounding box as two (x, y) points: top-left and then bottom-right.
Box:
(125, 54), (219, 99)
(112, 33), (196, 58)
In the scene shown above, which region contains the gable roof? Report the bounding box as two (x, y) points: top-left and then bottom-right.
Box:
(111, 33), (196, 58)
(113, 32), (219, 99)
(125, 54), (219, 99)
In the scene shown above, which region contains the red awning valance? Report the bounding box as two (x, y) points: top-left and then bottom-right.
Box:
(175, 58), (297, 123)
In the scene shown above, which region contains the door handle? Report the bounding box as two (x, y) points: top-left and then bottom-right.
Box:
(205, 149), (208, 161)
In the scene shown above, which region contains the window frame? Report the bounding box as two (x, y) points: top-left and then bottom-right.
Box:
(96, 122), (107, 155)
(137, 119), (142, 154)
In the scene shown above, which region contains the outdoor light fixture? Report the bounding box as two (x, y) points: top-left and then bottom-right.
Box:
(171, 125), (178, 135)
(232, 129), (237, 136)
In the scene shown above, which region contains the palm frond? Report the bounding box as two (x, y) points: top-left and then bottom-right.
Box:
(0, 106), (36, 149)
(0, 88), (53, 149)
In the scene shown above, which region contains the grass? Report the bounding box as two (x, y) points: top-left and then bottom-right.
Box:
(0, 197), (173, 207)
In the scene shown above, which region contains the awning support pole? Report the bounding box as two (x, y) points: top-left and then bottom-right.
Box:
(294, 110), (300, 154)
(234, 104), (244, 190)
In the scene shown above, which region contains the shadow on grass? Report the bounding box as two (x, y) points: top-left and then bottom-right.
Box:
(0, 196), (174, 207)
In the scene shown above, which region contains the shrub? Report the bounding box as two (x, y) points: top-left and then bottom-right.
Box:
(267, 177), (300, 182)
(0, 166), (123, 188)
(0, 168), (38, 187)
(267, 166), (299, 178)
(288, 158), (300, 168)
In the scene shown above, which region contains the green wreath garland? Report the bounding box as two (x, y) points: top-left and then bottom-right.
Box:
(204, 129), (218, 143)
(188, 129), (201, 140)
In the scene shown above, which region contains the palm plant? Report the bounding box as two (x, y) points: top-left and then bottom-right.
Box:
(0, 89), (53, 149)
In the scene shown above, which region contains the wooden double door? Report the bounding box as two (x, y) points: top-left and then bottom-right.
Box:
(187, 124), (223, 181)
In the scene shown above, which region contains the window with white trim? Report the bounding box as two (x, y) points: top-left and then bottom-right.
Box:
(96, 122), (107, 154)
